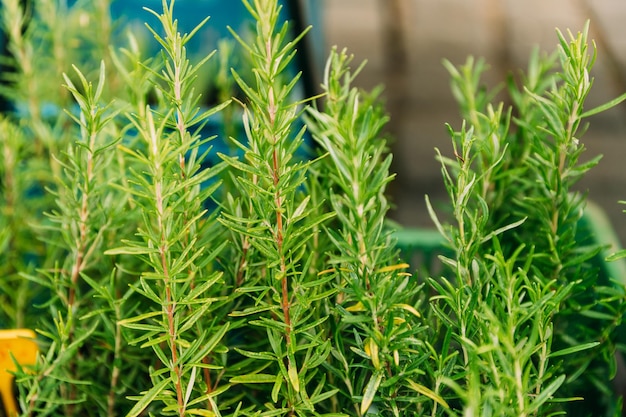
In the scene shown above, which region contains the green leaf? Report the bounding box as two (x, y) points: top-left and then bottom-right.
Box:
(119, 310), (162, 326)
(527, 375), (566, 413)
(288, 355), (300, 393)
(104, 244), (158, 256)
(228, 305), (277, 317)
(480, 217), (527, 244)
(271, 373), (282, 403)
(406, 379), (450, 409)
(310, 388), (341, 406)
(578, 310), (617, 321)
(549, 342), (600, 358)
(581, 91), (626, 118)
(188, 323), (230, 365)
(233, 348), (275, 361)
(178, 303), (212, 335)
(607, 249), (626, 262)
(187, 409), (216, 416)
(361, 372), (382, 415)
(140, 334), (169, 349)
(230, 373), (277, 384)
(126, 378), (170, 417)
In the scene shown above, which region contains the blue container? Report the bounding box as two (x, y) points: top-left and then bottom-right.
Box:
(96, 0), (323, 99)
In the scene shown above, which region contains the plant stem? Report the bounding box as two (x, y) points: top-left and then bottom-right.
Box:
(161, 193), (185, 416)
(108, 298), (123, 417)
(68, 127), (96, 308)
(147, 108), (185, 415)
(273, 141), (291, 342)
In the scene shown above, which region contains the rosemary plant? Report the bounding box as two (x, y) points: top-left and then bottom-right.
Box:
(218, 0), (338, 413)
(428, 21), (626, 416)
(307, 48), (434, 416)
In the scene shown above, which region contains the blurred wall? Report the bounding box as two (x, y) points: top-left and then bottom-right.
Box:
(322, 0), (626, 245)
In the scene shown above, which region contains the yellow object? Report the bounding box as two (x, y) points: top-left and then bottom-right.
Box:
(0, 329), (38, 417)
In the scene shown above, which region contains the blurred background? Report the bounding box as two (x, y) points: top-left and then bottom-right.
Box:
(322, 0), (626, 245)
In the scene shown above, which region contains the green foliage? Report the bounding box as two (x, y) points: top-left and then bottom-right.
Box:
(0, 1), (624, 417)
(428, 21), (626, 416)
(307, 49), (431, 416)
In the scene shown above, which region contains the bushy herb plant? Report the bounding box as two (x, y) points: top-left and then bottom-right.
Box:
(427, 21), (626, 416)
(0, 0), (625, 416)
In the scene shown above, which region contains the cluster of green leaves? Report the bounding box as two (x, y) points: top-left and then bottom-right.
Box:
(426, 21), (626, 416)
(217, 0), (339, 413)
(306, 50), (435, 415)
(104, 2), (234, 415)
